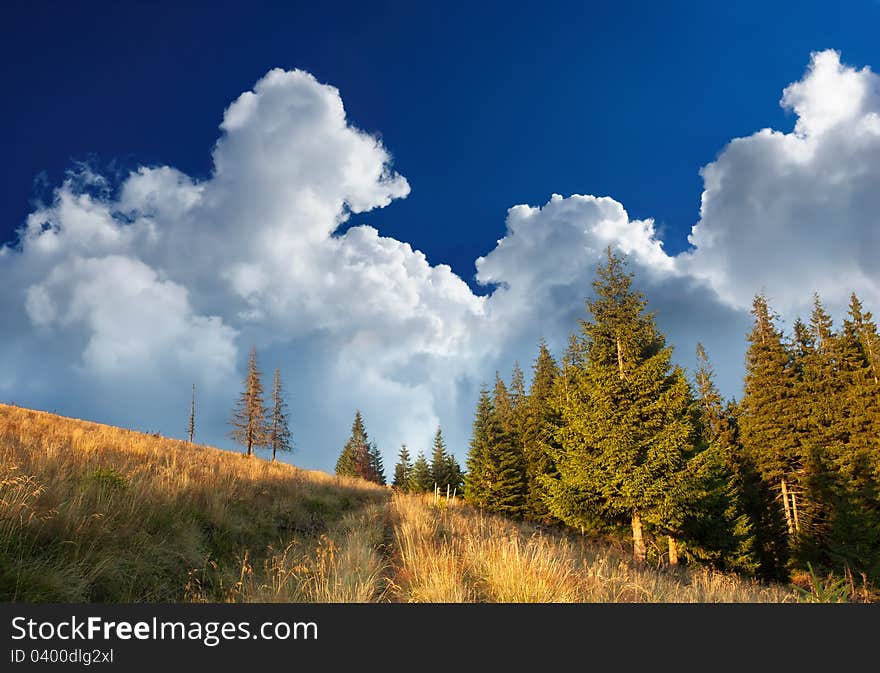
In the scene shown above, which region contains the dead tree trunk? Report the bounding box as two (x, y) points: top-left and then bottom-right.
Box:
(668, 536), (679, 566)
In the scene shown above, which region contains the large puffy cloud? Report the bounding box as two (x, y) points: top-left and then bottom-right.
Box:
(0, 68), (487, 470)
(682, 49), (880, 315)
(2, 50), (879, 472)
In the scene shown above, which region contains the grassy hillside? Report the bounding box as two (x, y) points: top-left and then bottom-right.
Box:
(2, 403), (837, 602)
(0, 403), (390, 602)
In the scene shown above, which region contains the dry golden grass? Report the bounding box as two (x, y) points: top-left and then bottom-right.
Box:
(1, 402), (806, 603)
(0, 403), (389, 602)
(389, 492), (799, 603)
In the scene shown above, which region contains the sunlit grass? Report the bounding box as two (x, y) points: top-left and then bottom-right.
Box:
(0, 403), (389, 602)
(1, 402), (812, 603)
(389, 492), (799, 603)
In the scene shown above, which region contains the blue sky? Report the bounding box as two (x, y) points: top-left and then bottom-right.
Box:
(2, 1), (880, 472)
(5, 1), (879, 283)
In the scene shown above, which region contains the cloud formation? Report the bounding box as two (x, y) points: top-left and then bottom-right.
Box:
(1, 50), (878, 472)
(681, 49), (880, 314)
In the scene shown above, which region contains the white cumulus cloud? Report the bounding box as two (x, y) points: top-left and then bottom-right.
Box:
(682, 49), (880, 316)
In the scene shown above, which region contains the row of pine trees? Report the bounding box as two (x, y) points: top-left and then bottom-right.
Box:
(461, 249), (880, 583)
(334, 410), (465, 493)
(391, 429), (464, 495)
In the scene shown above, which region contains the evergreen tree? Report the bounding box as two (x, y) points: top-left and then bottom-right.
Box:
(269, 369), (293, 462)
(489, 373), (528, 516)
(840, 294), (880, 471)
(685, 343), (761, 574)
(492, 373), (513, 433)
(811, 294), (880, 579)
(521, 340), (560, 522)
(509, 362), (526, 411)
(738, 294), (798, 575)
(463, 382), (527, 515)
(430, 427), (450, 491)
(429, 427), (462, 493)
(411, 451), (433, 493)
(336, 411), (382, 484)
(445, 453), (464, 493)
(464, 386), (494, 508)
(393, 444), (415, 491)
(791, 296), (847, 564)
(370, 443), (386, 486)
(544, 248), (695, 565)
(844, 293), (880, 385)
(229, 345), (269, 457)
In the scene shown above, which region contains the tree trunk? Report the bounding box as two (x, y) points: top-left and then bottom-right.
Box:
(616, 337), (625, 380)
(631, 511), (646, 565)
(791, 491), (800, 533)
(668, 536), (679, 566)
(781, 479), (793, 536)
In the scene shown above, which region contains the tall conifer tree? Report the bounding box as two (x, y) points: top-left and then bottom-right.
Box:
(411, 452), (433, 493)
(464, 386), (494, 508)
(336, 411), (382, 484)
(738, 294), (799, 574)
(430, 427), (451, 490)
(393, 444), (415, 491)
(686, 343), (761, 574)
(521, 340), (560, 522)
(545, 248), (695, 565)
(370, 443), (386, 486)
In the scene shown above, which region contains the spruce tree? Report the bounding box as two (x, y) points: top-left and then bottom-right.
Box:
(738, 294), (800, 562)
(509, 362), (526, 413)
(521, 340), (561, 522)
(336, 411), (382, 484)
(840, 294), (880, 473)
(393, 444), (415, 491)
(428, 427), (462, 493)
(464, 386), (493, 508)
(430, 427), (451, 491)
(463, 382), (527, 515)
(685, 343), (761, 574)
(229, 345), (270, 457)
(445, 453), (464, 493)
(370, 443), (386, 486)
(817, 294), (880, 579)
(844, 293), (880, 385)
(545, 247), (695, 565)
(488, 373), (528, 516)
(791, 296), (849, 564)
(269, 369), (293, 462)
(411, 451), (433, 493)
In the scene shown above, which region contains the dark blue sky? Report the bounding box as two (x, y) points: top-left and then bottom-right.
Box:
(3, 0), (880, 290)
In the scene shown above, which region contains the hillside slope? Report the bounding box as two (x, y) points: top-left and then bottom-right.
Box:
(2, 403), (818, 603)
(0, 403), (390, 602)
